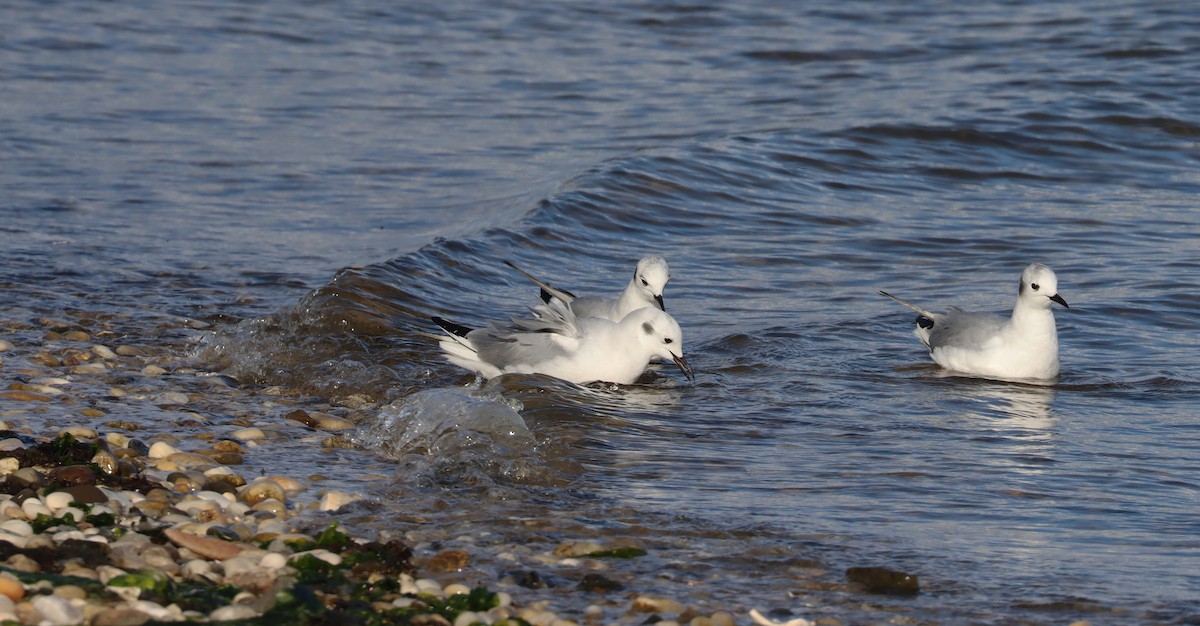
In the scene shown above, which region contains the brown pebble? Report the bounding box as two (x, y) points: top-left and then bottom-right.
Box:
(165, 528), (246, 561)
(424, 549), (470, 573)
(30, 352), (61, 367)
(48, 465), (97, 486)
(62, 484), (108, 504)
(79, 408), (106, 418)
(211, 440), (244, 453)
(4, 553), (39, 573)
(63, 330), (90, 342)
(285, 409), (317, 427)
(0, 390), (55, 402)
(207, 452), (244, 465)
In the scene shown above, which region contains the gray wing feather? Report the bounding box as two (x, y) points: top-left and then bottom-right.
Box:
(469, 298), (581, 368)
(928, 311), (1006, 350)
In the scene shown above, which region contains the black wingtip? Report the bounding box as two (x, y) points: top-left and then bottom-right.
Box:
(432, 316), (473, 338)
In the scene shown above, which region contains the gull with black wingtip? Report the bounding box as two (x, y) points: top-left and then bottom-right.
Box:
(504, 255), (670, 320)
(880, 262), (1070, 381)
(431, 295), (693, 385)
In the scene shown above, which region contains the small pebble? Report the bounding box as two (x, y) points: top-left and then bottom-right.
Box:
(0, 573), (24, 602)
(231, 427), (266, 441)
(142, 365), (167, 377)
(148, 441), (180, 459)
(91, 345), (118, 359)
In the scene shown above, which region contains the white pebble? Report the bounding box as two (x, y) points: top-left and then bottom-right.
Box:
(210, 605), (259, 622)
(0, 340), (14, 351)
(414, 578), (442, 595)
(0, 458), (19, 475)
(318, 490), (362, 512)
(59, 427), (97, 440)
(21, 498), (52, 519)
(444, 583), (471, 596)
(148, 441), (179, 459)
(290, 549), (341, 566)
(0, 533), (27, 549)
(52, 529), (90, 543)
(91, 345), (118, 359)
(0, 519), (33, 538)
(259, 553), (287, 570)
(231, 427), (265, 441)
(44, 491), (75, 511)
(129, 600), (180, 621)
(31, 594), (83, 625)
(57, 506), (87, 522)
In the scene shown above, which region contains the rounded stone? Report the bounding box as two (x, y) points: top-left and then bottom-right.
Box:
(141, 365), (167, 377)
(240, 480), (286, 506)
(63, 330), (90, 342)
(0, 570), (23, 599)
(52, 584), (88, 601)
(148, 442), (179, 459)
(34, 594), (85, 625)
(59, 426), (98, 440)
(156, 392), (189, 405)
(444, 583), (472, 596)
(44, 491), (76, 511)
(210, 605), (259, 622)
(318, 490), (361, 512)
(91, 345), (118, 359)
(62, 485), (108, 505)
(632, 596), (686, 614)
(48, 465), (97, 486)
(0, 520), (33, 538)
(231, 427), (266, 441)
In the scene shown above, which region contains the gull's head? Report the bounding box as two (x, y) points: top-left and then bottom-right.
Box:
(1019, 263), (1068, 310)
(633, 255), (670, 311)
(631, 307), (693, 381)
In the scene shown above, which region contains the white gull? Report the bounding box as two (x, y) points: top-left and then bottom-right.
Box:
(431, 297), (693, 385)
(504, 255), (670, 320)
(880, 262), (1069, 381)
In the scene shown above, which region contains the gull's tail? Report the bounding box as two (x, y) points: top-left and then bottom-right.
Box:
(878, 291), (935, 318)
(504, 260), (577, 305)
(879, 291), (937, 331)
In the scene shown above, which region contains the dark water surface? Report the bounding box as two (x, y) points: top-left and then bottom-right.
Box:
(4, 0), (1200, 622)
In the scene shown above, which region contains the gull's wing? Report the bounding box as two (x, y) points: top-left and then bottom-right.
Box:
(470, 297), (583, 369)
(928, 310), (1006, 350)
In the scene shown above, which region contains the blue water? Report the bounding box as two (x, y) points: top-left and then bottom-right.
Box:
(4, 0), (1200, 622)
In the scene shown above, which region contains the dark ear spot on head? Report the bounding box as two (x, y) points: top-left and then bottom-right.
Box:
(1031, 282), (1040, 291)
(1019, 280), (1026, 295)
(642, 322), (654, 335)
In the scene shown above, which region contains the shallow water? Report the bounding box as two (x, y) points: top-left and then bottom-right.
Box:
(4, 0), (1200, 622)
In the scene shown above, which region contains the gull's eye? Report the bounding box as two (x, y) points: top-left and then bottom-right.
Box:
(640, 277), (649, 286)
(1031, 283), (1040, 291)
(663, 337), (674, 344)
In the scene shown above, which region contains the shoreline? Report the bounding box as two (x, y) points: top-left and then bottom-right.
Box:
(0, 312), (977, 626)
